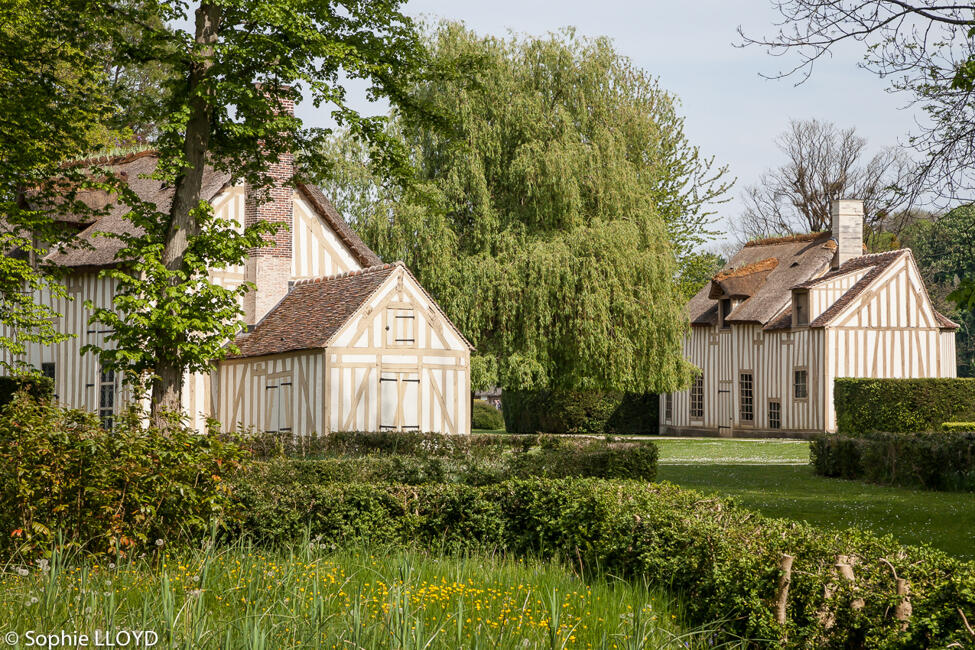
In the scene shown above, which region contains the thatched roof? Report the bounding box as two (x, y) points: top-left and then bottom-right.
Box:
(691, 238), (959, 331)
(689, 233), (835, 326)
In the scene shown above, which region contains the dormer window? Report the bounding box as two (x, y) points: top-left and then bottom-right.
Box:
(793, 291), (810, 327)
(720, 299), (733, 329)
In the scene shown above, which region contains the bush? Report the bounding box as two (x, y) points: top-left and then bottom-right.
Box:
(944, 422), (975, 432)
(0, 393), (248, 558)
(811, 431), (975, 491)
(228, 477), (975, 649)
(835, 378), (975, 434)
(471, 400), (505, 430)
(245, 430), (541, 459)
(502, 389), (658, 434)
(0, 375), (53, 406)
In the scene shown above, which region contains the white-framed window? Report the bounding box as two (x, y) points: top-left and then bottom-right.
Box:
(768, 400), (781, 429)
(720, 299), (733, 329)
(739, 372), (753, 422)
(664, 393), (673, 422)
(98, 366), (115, 429)
(690, 375), (704, 419)
(794, 368), (809, 400)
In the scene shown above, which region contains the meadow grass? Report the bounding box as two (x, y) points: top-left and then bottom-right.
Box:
(655, 438), (975, 559)
(0, 543), (739, 649)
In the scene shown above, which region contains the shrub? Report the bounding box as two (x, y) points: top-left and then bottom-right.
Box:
(835, 378), (975, 434)
(944, 422), (975, 432)
(811, 431), (975, 491)
(0, 393), (248, 558)
(0, 375), (53, 406)
(471, 400), (505, 430)
(228, 477), (975, 649)
(502, 389), (658, 434)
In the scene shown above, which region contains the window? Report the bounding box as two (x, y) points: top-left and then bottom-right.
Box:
(664, 393), (673, 421)
(689, 375), (704, 419)
(266, 378), (293, 433)
(98, 367), (115, 429)
(739, 372), (753, 422)
(794, 291), (810, 326)
(386, 308), (416, 346)
(769, 400), (781, 429)
(720, 299), (732, 329)
(41, 362), (55, 381)
(794, 369), (809, 399)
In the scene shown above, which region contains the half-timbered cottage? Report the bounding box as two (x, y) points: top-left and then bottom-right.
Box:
(2, 149), (472, 435)
(660, 200), (958, 437)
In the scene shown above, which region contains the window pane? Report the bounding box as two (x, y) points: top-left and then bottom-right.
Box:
(739, 373), (753, 422)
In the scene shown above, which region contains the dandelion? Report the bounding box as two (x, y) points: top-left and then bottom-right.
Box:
(15, 568), (28, 577)
(155, 539), (165, 547)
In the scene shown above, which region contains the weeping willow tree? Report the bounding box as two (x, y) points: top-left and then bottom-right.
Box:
(320, 24), (731, 393)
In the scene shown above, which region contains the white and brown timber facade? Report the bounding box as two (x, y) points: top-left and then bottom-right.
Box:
(661, 200), (958, 437)
(2, 151), (472, 435)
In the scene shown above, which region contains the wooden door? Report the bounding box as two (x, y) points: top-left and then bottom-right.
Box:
(379, 371), (420, 431)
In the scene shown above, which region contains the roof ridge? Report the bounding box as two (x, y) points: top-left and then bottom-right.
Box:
(742, 231), (830, 248)
(62, 149), (158, 170)
(291, 262), (400, 286)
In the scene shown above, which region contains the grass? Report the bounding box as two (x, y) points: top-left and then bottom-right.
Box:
(0, 544), (737, 650)
(655, 438), (975, 559)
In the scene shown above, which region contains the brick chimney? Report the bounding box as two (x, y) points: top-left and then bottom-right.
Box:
(243, 92), (295, 327)
(830, 199), (864, 269)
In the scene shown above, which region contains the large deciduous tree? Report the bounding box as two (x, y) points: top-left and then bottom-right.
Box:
(322, 24), (729, 393)
(738, 119), (911, 241)
(78, 0), (426, 421)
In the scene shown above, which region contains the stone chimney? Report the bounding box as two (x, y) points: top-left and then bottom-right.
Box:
(243, 91), (295, 327)
(830, 199), (864, 269)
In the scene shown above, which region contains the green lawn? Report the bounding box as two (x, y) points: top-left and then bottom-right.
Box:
(655, 438), (975, 559)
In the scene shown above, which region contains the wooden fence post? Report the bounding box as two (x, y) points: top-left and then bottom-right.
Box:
(775, 553), (794, 626)
(836, 555), (864, 611)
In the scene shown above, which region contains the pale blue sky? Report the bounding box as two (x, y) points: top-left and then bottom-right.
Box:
(295, 0), (923, 249)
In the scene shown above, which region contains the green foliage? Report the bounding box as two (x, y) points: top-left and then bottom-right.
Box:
(324, 24), (729, 394)
(228, 477), (975, 648)
(471, 400), (504, 430)
(811, 431), (975, 492)
(0, 376), (53, 406)
(944, 422), (975, 432)
(906, 204), (975, 376)
(0, 0), (127, 368)
(502, 389), (658, 434)
(0, 394), (248, 558)
(834, 378), (975, 434)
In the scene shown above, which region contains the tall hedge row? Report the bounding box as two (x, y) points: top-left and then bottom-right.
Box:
(229, 478), (975, 649)
(835, 378), (975, 434)
(502, 389), (658, 434)
(811, 431), (975, 491)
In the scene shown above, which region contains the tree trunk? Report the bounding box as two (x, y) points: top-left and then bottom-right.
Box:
(150, 3), (220, 425)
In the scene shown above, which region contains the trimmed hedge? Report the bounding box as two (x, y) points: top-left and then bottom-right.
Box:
(944, 422), (975, 432)
(471, 400), (505, 430)
(246, 430), (544, 459)
(240, 441), (657, 487)
(811, 431), (975, 491)
(835, 378), (975, 434)
(502, 389), (658, 434)
(228, 477), (975, 649)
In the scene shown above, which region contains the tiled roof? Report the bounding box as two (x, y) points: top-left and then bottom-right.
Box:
(40, 154), (383, 270)
(227, 264), (398, 358)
